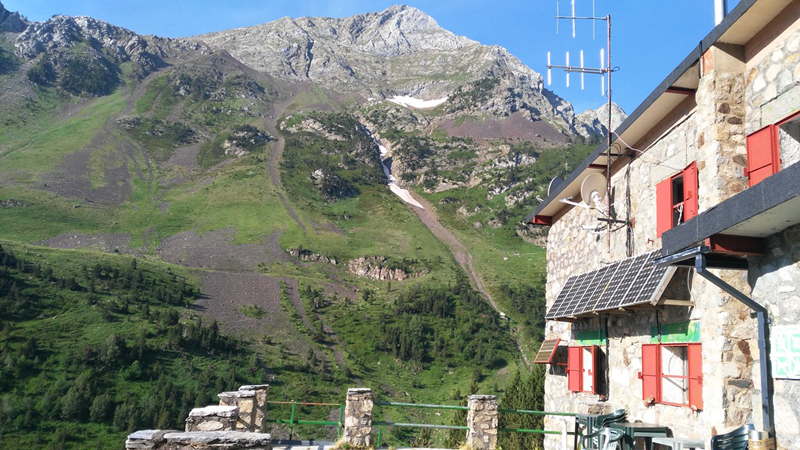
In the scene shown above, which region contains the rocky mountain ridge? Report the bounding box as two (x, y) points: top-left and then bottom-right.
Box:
(575, 101), (628, 139)
(2, 2), (625, 140)
(0, 0), (26, 33)
(195, 5), (617, 139)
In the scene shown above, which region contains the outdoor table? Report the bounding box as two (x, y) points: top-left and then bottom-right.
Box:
(651, 437), (705, 450)
(608, 422), (671, 450)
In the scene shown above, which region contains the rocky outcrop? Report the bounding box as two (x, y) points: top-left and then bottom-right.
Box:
(347, 256), (428, 281)
(0, 1), (27, 33)
(575, 102), (627, 139)
(287, 248), (337, 265)
(279, 115), (348, 141)
(223, 127), (273, 157)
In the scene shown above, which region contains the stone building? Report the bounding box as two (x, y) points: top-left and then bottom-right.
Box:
(526, 1), (800, 449)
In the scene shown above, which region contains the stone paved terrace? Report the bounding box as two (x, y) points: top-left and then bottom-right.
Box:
(272, 444), (451, 450)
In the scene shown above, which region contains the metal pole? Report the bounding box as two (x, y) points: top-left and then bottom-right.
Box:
(715, 0), (728, 25)
(338, 404), (344, 438)
(606, 14), (612, 249)
(290, 401), (296, 440)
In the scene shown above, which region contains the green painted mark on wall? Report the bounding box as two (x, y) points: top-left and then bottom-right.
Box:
(575, 328), (607, 346)
(650, 321), (700, 343)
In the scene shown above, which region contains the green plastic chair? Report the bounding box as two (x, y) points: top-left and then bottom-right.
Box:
(583, 411), (626, 449)
(597, 409), (627, 428)
(710, 424), (755, 450)
(582, 427), (624, 450)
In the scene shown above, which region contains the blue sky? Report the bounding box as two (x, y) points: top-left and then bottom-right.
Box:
(4, 0), (739, 114)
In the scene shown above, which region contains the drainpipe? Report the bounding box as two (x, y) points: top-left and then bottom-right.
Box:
(714, 0), (727, 25)
(694, 253), (774, 434)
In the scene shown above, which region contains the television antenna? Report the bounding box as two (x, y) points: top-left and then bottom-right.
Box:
(547, 0), (619, 248)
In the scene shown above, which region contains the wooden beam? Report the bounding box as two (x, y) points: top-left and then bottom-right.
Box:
(628, 304), (659, 310)
(706, 234), (765, 256)
(658, 299), (695, 306)
(530, 215), (552, 225)
(666, 86), (696, 95)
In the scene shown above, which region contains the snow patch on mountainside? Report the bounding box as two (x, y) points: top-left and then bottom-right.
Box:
(387, 96), (448, 109)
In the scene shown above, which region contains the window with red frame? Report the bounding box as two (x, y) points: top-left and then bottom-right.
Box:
(656, 162), (698, 237)
(746, 111), (800, 187)
(567, 345), (598, 394)
(640, 343), (702, 410)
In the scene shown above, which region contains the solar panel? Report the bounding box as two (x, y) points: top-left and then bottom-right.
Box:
(583, 265), (614, 312)
(593, 255), (636, 311)
(545, 250), (674, 320)
(546, 273), (583, 319)
(561, 269), (601, 316)
(603, 252), (650, 309)
(627, 254), (670, 306)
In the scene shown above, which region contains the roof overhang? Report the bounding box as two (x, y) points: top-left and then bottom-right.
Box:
(660, 162), (800, 261)
(527, 0), (794, 225)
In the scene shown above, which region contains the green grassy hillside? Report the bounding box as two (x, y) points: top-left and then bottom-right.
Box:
(0, 18), (601, 448)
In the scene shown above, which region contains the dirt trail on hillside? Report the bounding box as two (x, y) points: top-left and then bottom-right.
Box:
(263, 88), (314, 243)
(406, 193), (532, 368)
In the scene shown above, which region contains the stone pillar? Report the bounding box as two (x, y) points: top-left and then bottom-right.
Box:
(185, 406), (238, 432)
(219, 390), (257, 431)
(240, 384), (270, 432)
(342, 388), (374, 447)
(467, 395), (499, 450)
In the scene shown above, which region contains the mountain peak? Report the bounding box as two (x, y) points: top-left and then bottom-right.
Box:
(0, 0), (28, 33)
(575, 102), (628, 139)
(377, 4), (440, 31)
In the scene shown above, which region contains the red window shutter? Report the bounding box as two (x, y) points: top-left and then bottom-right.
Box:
(641, 344), (660, 403)
(656, 178), (673, 237)
(688, 343), (703, 410)
(746, 125), (779, 187)
(590, 345), (599, 395)
(682, 162), (698, 221)
(567, 346), (582, 393)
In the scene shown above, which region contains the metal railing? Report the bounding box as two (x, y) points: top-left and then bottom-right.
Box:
(373, 401), (469, 448)
(498, 407), (577, 436)
(265, 400), (343, 440)
(261, 398), (578, 446)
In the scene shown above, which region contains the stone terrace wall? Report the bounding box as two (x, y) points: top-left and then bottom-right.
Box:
(750, 224), (800, 450)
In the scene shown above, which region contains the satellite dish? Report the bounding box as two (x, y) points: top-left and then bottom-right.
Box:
(548, 176), (564, 197)
(580, 173), (607, 208)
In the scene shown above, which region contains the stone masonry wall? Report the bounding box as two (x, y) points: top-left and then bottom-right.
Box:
(746, 27), (800, 138)
(750, 224), (800, 450)
(745, 23), (800, 171)
(542, 45), (759, 450)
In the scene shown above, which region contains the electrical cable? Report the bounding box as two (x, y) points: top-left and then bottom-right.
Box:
(611, 131), (687, 172)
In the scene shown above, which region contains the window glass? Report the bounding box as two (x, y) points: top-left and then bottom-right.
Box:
(661, 345), (688, 405)
(671, 175), (684, 226)
(582, 346), (593, 393)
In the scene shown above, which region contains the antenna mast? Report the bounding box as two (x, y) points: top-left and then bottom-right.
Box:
(547, 0), (615, 249)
